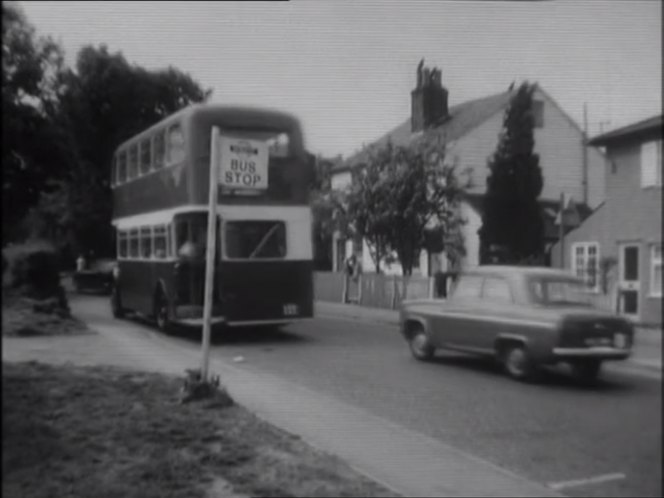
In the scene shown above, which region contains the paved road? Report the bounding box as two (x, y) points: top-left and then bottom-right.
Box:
(76, 295), (662, 497)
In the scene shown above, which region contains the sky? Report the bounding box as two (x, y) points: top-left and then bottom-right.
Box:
(18, 0), (662, 159)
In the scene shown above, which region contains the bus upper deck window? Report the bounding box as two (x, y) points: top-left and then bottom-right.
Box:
(167, 124), (185, 165)
(140, 139), (151, 175)
(153, 131), (165, 169)
(128, 145), (138, 180)
(117, 152), (127, 184)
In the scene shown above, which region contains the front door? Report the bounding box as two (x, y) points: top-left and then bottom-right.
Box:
(618, 243), (640, 320)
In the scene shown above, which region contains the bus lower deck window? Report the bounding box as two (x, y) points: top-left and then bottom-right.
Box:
(129, 229), (139, 258)
(154, 226), (167, 259)
(140, 227), (152, 259)
(225, 221), (286, 259)
(118, 231), (128, 258)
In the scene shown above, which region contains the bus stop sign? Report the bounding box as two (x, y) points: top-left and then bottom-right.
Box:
(218, 136), (269, 190)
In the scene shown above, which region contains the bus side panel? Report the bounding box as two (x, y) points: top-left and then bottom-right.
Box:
(118, 261), (157, 316)
(152, 261), (177, 314)
(219, 260), (313, 323)
(112, 163), (191, 219)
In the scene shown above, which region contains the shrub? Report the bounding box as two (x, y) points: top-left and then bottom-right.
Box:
(2, 240), (68, 305)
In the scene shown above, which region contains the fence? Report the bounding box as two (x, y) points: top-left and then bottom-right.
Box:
(314, 271), (438, 310)
(314, 271), (622, 313)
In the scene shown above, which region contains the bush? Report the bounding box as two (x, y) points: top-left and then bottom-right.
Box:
(2, 240), (68, 306)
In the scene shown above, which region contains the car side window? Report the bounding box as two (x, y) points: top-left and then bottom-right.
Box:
(482, 277), (513, 303)
(452, 275), (483, 298)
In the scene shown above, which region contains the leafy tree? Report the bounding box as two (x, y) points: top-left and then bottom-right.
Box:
(343, 137), (465, 275)
(479, 82), (545, 265)
(2, 2), (67, 242)
(29, 44), (212, 258)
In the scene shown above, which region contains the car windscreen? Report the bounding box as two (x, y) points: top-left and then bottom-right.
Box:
(225, 221), (286, 259)
(528, 277), (594, 306)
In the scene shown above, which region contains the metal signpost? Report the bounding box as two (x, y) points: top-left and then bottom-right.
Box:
(201, 129), (270, 381)
(200, 126), (221, 382)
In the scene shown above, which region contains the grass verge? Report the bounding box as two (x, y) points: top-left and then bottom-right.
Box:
(2, 361), (399, 498)
(2, 293), (90, 337)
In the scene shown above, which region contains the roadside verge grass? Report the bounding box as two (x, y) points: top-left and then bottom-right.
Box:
(2, 361), (399, 498)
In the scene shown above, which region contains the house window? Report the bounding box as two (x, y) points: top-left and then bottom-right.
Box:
(532, 100), (544, 128)
(651, 244), (662, 297)
(641, 139), (662, 188)
(571, 242), (600, 291)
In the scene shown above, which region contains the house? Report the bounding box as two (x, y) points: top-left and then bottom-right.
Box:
(330, 61), (606, 275)
(551, 115), (662, 326)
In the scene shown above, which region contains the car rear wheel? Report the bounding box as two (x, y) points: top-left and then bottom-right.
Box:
(111, 286), (125, 318)
(408, 327), (435, 361)
(503, 344), (536, 381)
(570, 359), (602, 384)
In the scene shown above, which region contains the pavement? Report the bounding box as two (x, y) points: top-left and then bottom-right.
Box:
(315, 301), (663, 377)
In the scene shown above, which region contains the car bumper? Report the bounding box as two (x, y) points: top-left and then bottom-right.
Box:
(552, 346), (631, 360)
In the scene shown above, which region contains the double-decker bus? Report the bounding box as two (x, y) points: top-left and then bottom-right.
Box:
(109, 105), (315, 330)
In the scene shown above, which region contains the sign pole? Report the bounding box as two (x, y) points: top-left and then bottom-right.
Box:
(201, 126), (221, 382)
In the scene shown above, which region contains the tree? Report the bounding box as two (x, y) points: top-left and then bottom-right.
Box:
(479, 82), (545, 265)
(2, 2), (67, 242)
(343, 137), (465, 275)
(29, 44), (212, 258)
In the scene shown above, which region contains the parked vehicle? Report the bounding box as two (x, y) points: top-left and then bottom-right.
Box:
(399, 266), (634, 382)
(73, 258), (117, 294)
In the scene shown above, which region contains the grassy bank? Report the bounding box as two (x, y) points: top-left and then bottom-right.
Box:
(2, 361), (398, 498)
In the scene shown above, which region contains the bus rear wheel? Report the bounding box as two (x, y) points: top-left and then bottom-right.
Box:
(154, 292), (172, 334)
(111, 286), (125, 319)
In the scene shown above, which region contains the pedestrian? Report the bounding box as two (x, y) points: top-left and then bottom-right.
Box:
(76, 254), (86, 272)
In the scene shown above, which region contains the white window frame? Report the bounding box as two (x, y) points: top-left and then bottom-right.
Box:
(571, 242), (600, 292)
(651, 243), (662, 297)
(641, 139), (662, 188)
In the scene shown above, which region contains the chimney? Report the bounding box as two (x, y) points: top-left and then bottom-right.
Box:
(411, 60), (449, 133)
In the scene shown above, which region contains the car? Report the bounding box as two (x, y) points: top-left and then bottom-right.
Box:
(399, 265), (634, 383)
(73, 258), (117, 294)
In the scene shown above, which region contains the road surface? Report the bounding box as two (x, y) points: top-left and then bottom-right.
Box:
(74, 295), (662, 498)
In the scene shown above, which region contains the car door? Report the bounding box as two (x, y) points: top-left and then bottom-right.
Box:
(473, 276), (515, 351)
(429, 274), (484, 349)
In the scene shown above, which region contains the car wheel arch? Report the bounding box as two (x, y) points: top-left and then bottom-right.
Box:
(494, 334), (530, 359)
(403, 317), (429, 340)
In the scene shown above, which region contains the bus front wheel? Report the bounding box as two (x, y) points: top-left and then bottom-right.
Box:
(154, 291), (172, 334)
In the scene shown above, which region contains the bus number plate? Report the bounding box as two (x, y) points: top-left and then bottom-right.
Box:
(283, 304), (298, 316)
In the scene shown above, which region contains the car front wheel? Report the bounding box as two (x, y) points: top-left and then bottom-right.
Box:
(408, 327), (435, 361)
(503, 344), (537, 381)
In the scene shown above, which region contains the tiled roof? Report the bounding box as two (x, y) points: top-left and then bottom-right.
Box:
(588, 114), (662, 146)
(334, 89), (514, 172)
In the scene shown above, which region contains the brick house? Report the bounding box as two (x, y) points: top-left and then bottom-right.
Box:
(330, 61), (606, 275)
(551, 115), (662, 326)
